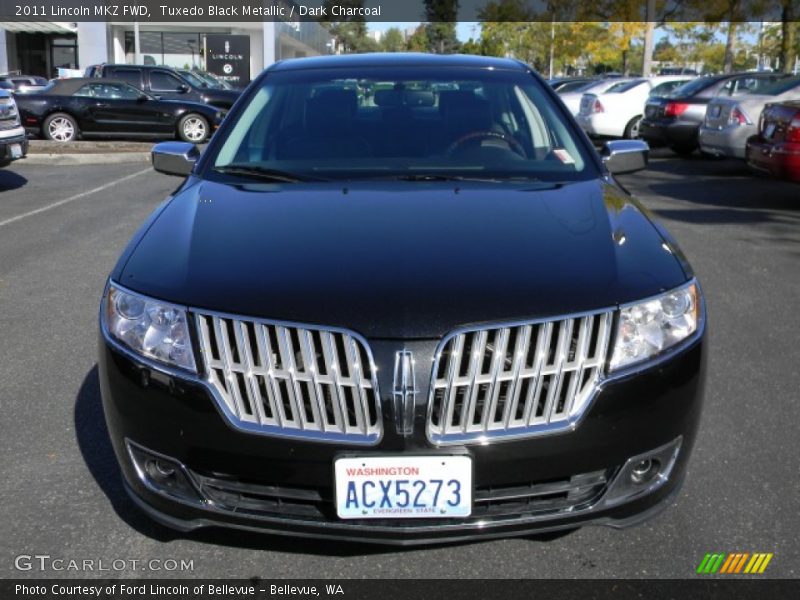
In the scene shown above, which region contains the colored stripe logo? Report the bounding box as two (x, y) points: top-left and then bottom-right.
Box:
(696, 553), (773, 574)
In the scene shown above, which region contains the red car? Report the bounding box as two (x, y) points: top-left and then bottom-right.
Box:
(745, 100), (800, 183)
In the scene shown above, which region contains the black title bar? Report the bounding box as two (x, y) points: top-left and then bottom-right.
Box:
(4, 579), (800, 600)
(0, 0), (796, 23)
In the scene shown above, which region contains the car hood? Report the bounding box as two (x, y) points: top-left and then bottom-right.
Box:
(118, 179), (688, 338)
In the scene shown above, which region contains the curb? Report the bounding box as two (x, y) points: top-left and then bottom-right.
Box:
(21, 152), (151, 166)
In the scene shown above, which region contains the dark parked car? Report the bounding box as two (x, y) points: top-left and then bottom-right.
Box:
(178, 69), (237, 91)
(15, 78), (223, 143)
(547, 77), (596, 93)
(85, 64), (240, 110)
(640, 72), (786, 155)
(0, 89), (28, 166)
(745, 100), (800, 183)
(99, 53), (706, 545)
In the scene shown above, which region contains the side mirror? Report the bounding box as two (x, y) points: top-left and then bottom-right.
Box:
(152, 142), (200, 177)
(178, 84), (190, 93)
(601, 140), (649, 175)
(137, 94), (148, 102)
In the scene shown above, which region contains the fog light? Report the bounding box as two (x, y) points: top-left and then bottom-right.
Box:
(126, 440), (202, 502)
(602, 437), (682, 508)
(630, 459), (660, 484)
(145, 459), (177, 481)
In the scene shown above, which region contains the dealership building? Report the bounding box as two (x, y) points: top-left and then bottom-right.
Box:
(0, 19), (333, 83)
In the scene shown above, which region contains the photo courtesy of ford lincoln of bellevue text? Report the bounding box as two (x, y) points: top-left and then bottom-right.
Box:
(98, 54), (706, 545)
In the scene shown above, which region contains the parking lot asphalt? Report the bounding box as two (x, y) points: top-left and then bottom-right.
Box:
(0, 151), (798, 579)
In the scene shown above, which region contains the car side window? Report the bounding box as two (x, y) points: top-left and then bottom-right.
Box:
(150, 71), (185, 92)
(75, 83), (140, 100)
(101, 84), (140, 100)
(111, 69), (142, 88)
(74, 84), (98, 98)
(730, 77), (757, 96)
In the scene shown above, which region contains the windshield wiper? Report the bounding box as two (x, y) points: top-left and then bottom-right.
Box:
(213, 164), (325, 183)
(361, 173), (541, 183)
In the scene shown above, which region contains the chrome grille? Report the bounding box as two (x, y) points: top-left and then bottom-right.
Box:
(195, 312), (382, 444)
(428, 311), (613, 444)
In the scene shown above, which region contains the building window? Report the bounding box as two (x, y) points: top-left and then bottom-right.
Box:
(124, 32), (202, 69)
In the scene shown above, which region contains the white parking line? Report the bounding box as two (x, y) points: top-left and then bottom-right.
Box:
(0, 167), (151, 229)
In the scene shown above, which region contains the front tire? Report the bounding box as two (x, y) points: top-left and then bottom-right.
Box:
(178, 114), (209, 144)
(43, 113), (78, 142)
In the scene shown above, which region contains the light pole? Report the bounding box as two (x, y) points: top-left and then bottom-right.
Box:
(187, 40), (196, 69)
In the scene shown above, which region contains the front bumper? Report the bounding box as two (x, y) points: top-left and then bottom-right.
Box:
(99, 315), (707, 544)
(0, 128), (28, 165)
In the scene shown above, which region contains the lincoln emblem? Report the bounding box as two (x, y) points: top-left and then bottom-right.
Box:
(392, 351), (417, 435)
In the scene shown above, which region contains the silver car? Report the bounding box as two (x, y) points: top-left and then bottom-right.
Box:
(699, 76), (800, 159)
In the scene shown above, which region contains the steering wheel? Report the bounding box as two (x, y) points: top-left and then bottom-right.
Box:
(446, 130), (526, 158)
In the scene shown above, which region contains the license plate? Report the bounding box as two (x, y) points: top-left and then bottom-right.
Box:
(10, 144), (22, 159)
(764, 123), (776, 139)
(334, 455), (472, 519)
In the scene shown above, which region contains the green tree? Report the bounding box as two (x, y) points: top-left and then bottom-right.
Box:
(424, 0), (461, 53)
(380, 28), (406, 52)
(459, 38), (484, 55)
(653, 38), (678, 62)
(406, 25), (429, 52)
(321, 0), (378, 53)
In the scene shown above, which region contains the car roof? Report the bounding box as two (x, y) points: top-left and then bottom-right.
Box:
(102, 64), (173, 69)
(267, 53), (528, 72)
(43, 78), (133, 95)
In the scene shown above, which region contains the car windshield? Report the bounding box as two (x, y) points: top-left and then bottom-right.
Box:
(179, 70), (208, 88)
(200, 72), (234, 90)
(556, 80), (593, 93)
(606, 79), (646, 93)
(754, 76), (800, 96)
(209, 67), (595, 182)
(666, 77), (716, 98)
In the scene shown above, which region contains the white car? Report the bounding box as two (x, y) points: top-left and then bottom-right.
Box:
(577, 76), (695, 139)
(558, 78), (632, 117)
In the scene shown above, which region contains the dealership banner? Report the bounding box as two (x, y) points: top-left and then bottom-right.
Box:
(4, 579), (800, 599)
(0, 0), (795, 22)
(205, 34), (250, 88)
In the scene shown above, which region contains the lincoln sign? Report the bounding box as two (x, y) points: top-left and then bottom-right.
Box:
(205, 34), (250, 88)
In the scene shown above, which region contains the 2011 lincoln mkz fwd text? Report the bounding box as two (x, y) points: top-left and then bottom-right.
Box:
(98, 54), (706, 545)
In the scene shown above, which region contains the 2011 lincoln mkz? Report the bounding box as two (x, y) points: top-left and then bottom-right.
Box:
(99, 54), (707, 545)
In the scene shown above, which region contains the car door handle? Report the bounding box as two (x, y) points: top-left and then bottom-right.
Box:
(95, 103), (110, 108)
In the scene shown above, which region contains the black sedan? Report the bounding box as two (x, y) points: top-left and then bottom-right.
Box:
(99, 53), (706, 545)
(15, 78), (223, 143)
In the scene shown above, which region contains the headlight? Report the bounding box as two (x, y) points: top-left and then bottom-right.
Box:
(609, 281), (700, 371)
(103, 283), (196, 372)
(4, 99), (18, 124)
